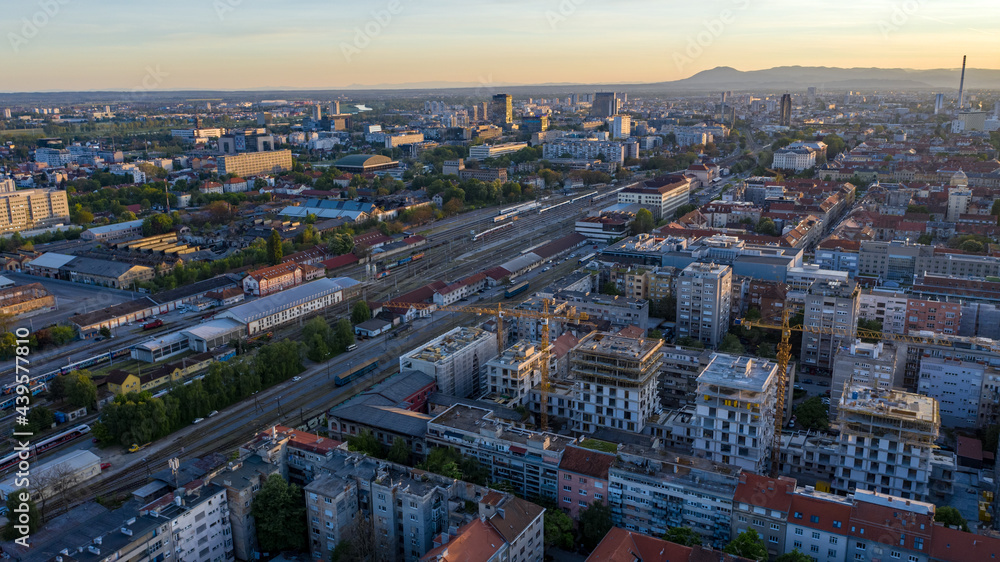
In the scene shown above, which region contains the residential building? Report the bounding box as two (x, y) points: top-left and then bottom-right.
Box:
(611, 114), (631, 139)
(905, 298), (961, 336)
(592, 92), (622, 118)
(140, 482), (234, 562)
(848, 490), (934, 562)
(784, 487), (852, 562)
(746, 279), (788, 325)
(609, 444), (740, 549)
(217, 149), (292, 177)
(551, 290), (649, 331)
(617, 175), (692, 220)
(831, 340), (906, 419)
(426, 404), (576, 499)
(543, 139), (638, 165)
(917, 354), (990, 428)
(242, 262), (303, 296)
(659, 345), (713, 409)
(779, 93), (792, 126)
(569, 331), (663, 434)
(858, 290), (909, 335)
(484, 341), (546, 407)
(458, 167), (508, 182)
(468, 142), (528, 160)
(676, 262), (732, 348)
(0, 188), (70, 234)
(802, 279), (860, 371)
(730, 473), (796, 558)
(422, 492), (545, 562)
(212, 455), (280, 561)
(491, 94), (512, 125)
(217, 277), (360, 336)
(946, 186), (972, 222)
(833, 385), (939, 500)
(400, 326), (497, 399)
(693, 354), (780, 473)
(587, 527), (755, 562)
(556, 445), (615, 519)
(384, 131), (425, 148)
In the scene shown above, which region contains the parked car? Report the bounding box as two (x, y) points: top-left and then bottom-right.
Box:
(803, 378), (814, 384)
(193, 418), (204, 424)
(292, 376), (302, 382)
(100, 463), (112, 470)
(208, 410), (219, 417)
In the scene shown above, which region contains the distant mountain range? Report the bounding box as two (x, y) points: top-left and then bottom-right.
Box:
(2, 66), (999, 102)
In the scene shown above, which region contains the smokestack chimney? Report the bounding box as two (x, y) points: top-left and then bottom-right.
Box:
(958, 55), (967, 110)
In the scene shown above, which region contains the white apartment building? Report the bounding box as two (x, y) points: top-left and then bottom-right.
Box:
(830, 340), (905, 419)
(542, 139), (638, 165)
(484, 341), (547, 407)
(400, 326), (497, 399)
(693, 354), (779, 474)
(468, 142), (528, 160)
(802, 280), (860, 371)
(617, 175), (691, 220)
(140, 483), (234, 562)
(611, 115), (631, 139)
(946, 186), (972, 222)
(833, 385), (939, 500)
(677, 262), (733, 349)
(858, 291), (909, 335)
(917, 355), (987, 428)
(569, 332), (663, 434)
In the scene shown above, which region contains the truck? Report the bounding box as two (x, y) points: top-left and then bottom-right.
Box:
(142, 319), (163, 330)
(128, 442), (151, 453)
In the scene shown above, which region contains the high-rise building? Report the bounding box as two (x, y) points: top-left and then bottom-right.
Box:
(0, 188), (70, 234)
(312, 103), (322, 121)
(217, 149), (292, 177)
(490, 94), (512, 125)
(917, 355), (989, 428)
(946, 185), (972, 221)
(676, 262), (733, 349)
(478, 101), (488, 122)
(569, 331), (663, 434)
(935, 93), (945, 114)
(331, 100), (340, 114)
(801, 279), (860, 371)
(611, 114), (631, 139)
(2, 108), (10, 119)
(693, 354), (779, 473)
(484, 341), (547, 407)
(833, 384), (939, 500)
(830, 340), (905, 419)
(779, 93), (792, 126)
(399, 326), (497, 398)
(592, 92), (621, 118)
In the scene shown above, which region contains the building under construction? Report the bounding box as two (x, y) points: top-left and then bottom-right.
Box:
(833, 384), (940, 501)
(399, 326), (497, 399)
(569, 332), (663, 434)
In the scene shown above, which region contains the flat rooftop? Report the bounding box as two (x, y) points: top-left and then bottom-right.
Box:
(839, 384), (939, 424)
(573, 332), (661, 361)
(402, 326), (492, 364)
(698, 353), (777, 392)
(429, 404), (575, 452)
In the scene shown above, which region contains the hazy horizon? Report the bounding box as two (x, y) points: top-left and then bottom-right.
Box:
(4, 0), (1000, 92)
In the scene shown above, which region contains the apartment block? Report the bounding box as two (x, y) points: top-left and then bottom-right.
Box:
(917, 355), (990, 428)
(422, 492), (545, 562)
(569, 332), (663, 434)
(139, 482), (234, 562)
(556, 445), (616, 519)
(617, 174), (692, 220)
(905, 298), (961, 336)
(784, 487), (853, 562)
(0, 188), (70, 234)
(212, 455), (280, 561)
(858, 291), (909, 335)
(609, 444), (740, 549)
(802, 279), (860, 371)
(676, 262), (732, 349)
(484, 341), (546, 407)
(551, 290), (649, 331)
(730, 473), (796, 559)
(542, 139), (636, 165)
(849, 490), (935, 562)
(833, 385), (939, 500)
(659, 345), (713, 409)
(830, 340), (905, 419)
(746, 279), (788, 324)
(693, 354), (779, 473)
(426, 404), (575, 500)
(217, 149), (292, 177)
(400, 326), (497, 399)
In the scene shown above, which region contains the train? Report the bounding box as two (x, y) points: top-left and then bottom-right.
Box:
(472, 222), (514, 242)
(538, 200), (570, 214)
(334, 358), (380, 387)
(578, 252), (597, 264)
(383, 252), (425, 271)
(498, 201), (540, 216)
(504, 281), (530, 299)
(0, 424), (92, 473)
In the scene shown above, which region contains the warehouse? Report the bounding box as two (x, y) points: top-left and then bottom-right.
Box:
(217, 277), (360, 335)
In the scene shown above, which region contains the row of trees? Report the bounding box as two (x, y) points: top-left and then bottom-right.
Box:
(303, 317), (355, 362)
(0, 324), (77, 360)
(93, 339), (303, 446)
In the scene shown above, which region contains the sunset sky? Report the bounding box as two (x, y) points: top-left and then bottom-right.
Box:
(4, 0), (998, 91)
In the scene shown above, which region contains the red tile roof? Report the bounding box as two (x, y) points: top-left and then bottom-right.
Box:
(558, 445), (616, 480)
(733, 473), (796, 513)
(420, 518), (506, 562)
(587, 527), (694, 562)
(787, 493), (852, 535)
(930, 524), (1000, 561)
(321, 253), (359, 270)
(956, 436), (983, 461)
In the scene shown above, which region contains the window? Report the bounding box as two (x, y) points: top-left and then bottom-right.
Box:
(594, 493), (603, 500)
(563, 485), (572, 492)
(770, 523), (780, 531)
(890, 551), (900, 558)
(830, 537), (839, 545)
(794, 528), (803, 536)
(738, 515), (748, 523)
(793, 511), (803, 519)
(908, 557), (918, 562)
(914, 538), (923, 550)
(811, 545), (820, 553)
(812, 532), (821, 540)
(811, 515), (820, 523)
(794, 541), (803, 550)
(833, 520), (842, 528)
(856, 542), (866, 550)
(829, 549), (838, 558)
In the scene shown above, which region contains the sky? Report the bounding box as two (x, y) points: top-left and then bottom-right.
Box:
(3, 0), (999, 92)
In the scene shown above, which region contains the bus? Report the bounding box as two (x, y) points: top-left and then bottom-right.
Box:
(504, 281), (529, 299)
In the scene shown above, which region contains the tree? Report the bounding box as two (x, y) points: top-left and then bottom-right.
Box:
(719, 334), (745, 354)
(267, 229), (283, 265)
(66, 371), (97, 410)
(579, 501), (614, 552)
(49, 325), (76, 346)
(601, 282), (622, 296)
(663, 526), (702, 547)
(2, 488), (41, 541)
(99, 326), (112, 338)
(725, 529), (768, 562)
(351, 301), (371, 325)
(794, 396), (829, 431)
(25, 406), (55, 433)
(674, 203), (698, 219)
(347, 430), (385, 458)
(676, 336), (704, 349)
(960, 240), (985, 253)
(328, 233), (354, 255)
(544, 508), (575, 550)
(935, 506), (970, 532)
(756, 217), (778, 236)
(252, 474), (307, 552)
(386, 437), (410, 465)
(333, 318), (355, 352)
(631, 208), (655, 235)
(776, 550), (813, 562)
(142, 213), (173, 236)
(857, 318), (883, 343)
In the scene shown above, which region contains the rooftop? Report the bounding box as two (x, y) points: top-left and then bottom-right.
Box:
(221, 277), (359, 323)
(838, 384), (939, 424)
(429, 404), (575, 453)
(697, 353), (778, 393)
(402, 326), (493, 364)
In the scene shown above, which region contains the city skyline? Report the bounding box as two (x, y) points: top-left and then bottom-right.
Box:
(3, 0), (1000, 92)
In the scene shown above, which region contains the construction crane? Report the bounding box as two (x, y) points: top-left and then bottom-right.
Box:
(387, 299), (589, 430)
(736, 310), (993, 476)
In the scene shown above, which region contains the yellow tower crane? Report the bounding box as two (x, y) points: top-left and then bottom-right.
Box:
(736, 310), (990, 475)
(387, 298), (589, 430)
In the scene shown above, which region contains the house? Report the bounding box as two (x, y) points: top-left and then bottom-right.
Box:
(242, 263), (303, 296)
(355, 318), (391, 338)
(205, 287), (245, 306)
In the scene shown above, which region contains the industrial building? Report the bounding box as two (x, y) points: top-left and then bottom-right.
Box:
(217, 277), (360, 336)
